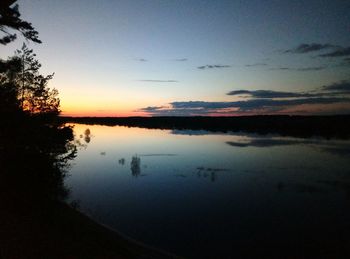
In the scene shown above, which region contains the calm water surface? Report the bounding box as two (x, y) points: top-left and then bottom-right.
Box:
(66, 124), (350, 258)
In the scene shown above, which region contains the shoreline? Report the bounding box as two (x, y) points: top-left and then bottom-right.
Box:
(59, 115), (350, 139)
(0, 199), (181, 259)
(62, 202), (181, 259)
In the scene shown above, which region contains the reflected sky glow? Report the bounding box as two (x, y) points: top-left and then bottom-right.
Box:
(66, 124), (350, 257)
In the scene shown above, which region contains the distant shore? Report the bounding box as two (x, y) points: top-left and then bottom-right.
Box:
(60, 115), (350, 139)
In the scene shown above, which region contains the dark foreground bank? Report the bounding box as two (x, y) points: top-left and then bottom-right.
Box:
(0, 115), (178, 259)
(0, 200), (179, 259)
(60, 115), (350, 139)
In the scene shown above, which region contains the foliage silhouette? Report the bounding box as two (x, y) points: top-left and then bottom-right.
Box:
(1, 44), (60, 118)
(0, 0), (41, 45)
(0, 2), (78, 255)
(16, 43), (59, 114)
(0, 119), (76, 205)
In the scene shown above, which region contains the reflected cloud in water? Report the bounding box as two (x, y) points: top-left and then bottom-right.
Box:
(226, 138), (316, 147)
(226, 137), (350, 157)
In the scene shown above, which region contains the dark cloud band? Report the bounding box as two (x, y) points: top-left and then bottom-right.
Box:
(140, 79), (350, 116)
(319, 47), (350, 58)
(227, 90), (316, 98)
(284, 43), (337, 54)
(197, 64), (231, 70)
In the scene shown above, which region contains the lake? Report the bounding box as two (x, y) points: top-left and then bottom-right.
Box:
(66, 123), (350, 258)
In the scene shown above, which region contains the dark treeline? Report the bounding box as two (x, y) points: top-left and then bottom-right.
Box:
(0, 1), (71, 202)
(1, 2), (78, 257)
(61, 115), (350, 139)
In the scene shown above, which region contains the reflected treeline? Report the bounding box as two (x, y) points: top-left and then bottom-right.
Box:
(61, 115), (350, 139)
(77, 128), (92, 149)
(195, 167), (230, 182)
(131, 155), (141, 177)
(226, 137), (350, 156)
(0, 117), (77, 211)
(84, 128), (91, 143)
(118, 158), (125, 165)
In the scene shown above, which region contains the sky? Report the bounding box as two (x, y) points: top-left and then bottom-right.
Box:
(1, 0), (350, 116)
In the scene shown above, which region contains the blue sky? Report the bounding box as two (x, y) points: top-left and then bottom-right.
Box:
(1, 0), (350, 116)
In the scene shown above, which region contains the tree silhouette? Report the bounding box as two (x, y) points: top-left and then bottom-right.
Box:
(0, 43), (60, 115)
(17, 44), (59, 114)
(0, 1), (49, 116)
(0, 56), (21, 115)
(0, 0), (41, 45)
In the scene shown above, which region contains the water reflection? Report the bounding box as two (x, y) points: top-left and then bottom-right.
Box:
(66, 124), (350, 258)
(1, 120), (78, 210)
(84, 128), (91, 143)
(227, 137), (350, 157)
(118, 158), (125, 165)
(77, 128), (92, 149)
(196, 170), (217, 182)
(195, 167), (231, 182)
(226, 138), (315, 147)
(139, 153), (177, 157)
(130, 155), (141, 177)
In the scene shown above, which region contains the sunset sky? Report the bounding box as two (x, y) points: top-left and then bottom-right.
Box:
(1, 0), (350, 116)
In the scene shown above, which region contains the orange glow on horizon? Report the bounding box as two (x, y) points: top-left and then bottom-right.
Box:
(60, 101), (350, 117)
(61, 109), (149, 117)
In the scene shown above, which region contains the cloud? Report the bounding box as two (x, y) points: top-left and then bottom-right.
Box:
(137, 79), (178, 83)
(173, 58), (188, 62)
(269, 66), (327, 72)
(139, 106), (164, 112)
(135, 58), (148, 62)
(269, 67), (291, 70)
(284, 43), (337, 54)
(296, 66), (327, 71)
(319, 47), (350, 58)
(228, 79), (350, 99)
(227, 90), (315, 98)
(138, 107), (215, 116)
(140, 79), (350, 116)
(245, 63), (268, 67)
(171, 98), (349, 111)
(139, 96), (350, 116)
(282, 43), (350, 65)
(197, 64), (231, 70)
(322, 80), (350, 92)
